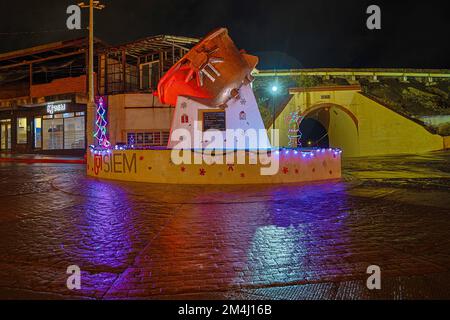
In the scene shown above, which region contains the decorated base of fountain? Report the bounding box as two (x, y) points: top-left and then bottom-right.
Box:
(86, 147), (342, 185)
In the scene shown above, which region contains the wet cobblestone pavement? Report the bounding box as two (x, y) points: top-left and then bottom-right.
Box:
(0, 151), (449, 300)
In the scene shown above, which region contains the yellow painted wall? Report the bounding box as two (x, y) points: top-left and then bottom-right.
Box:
(353, 93), (443, 156)
(327, 105), (360, 156)
(442, 136), (450, 149)
(87, 149), (341, 185)
(274, 88), (444, 157)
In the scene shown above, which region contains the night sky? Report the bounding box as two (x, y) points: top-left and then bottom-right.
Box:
(0, 0), (449, 69)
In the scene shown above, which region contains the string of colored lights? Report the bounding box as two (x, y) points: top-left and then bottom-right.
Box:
(286, 111), (304, 148)
(94, 97), (111, 148)
(89, 145), (342, 158)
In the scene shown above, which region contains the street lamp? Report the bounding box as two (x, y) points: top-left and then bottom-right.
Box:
(270, 83), (279, 130)
(78, 0), (105, 146)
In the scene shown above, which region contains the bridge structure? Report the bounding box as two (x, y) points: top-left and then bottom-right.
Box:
(259, 69), (450, 157)
(254, 68), (450, 84)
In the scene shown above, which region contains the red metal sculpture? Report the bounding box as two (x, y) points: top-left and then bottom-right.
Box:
(157, 28), (258, 108)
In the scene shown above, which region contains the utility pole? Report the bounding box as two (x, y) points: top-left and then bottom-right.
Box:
(78, 0), (105, 146)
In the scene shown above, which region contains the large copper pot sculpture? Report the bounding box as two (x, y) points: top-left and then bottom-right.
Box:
(157, 28), (258, 108)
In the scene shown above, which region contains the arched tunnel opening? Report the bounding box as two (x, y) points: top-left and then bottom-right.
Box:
(298, 118), (330, 148)
(295, 106), (359, 156)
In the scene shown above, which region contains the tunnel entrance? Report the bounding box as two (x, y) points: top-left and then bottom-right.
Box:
(298, 118), (329, 148)
(297, 105), (359, 156)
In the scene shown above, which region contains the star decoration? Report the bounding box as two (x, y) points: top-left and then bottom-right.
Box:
(282, 167), (289, 174)
(199, 168), (206, 176)
(181, 167), (186, 172)
(184, 49), (224, 87)
(240, 98), (246, 105)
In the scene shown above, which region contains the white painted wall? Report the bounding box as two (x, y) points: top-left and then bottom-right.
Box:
(168, 84), (271, 149)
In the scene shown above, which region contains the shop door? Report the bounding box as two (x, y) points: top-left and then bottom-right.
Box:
(0, 120), (11, 151)
(34, 117), (42, 149)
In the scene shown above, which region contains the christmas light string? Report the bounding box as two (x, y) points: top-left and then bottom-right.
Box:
(94, 96), (110, 148)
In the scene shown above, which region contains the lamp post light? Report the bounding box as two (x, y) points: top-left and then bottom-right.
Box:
(271, 84), (279, 130)
(78, 0), (105, 147)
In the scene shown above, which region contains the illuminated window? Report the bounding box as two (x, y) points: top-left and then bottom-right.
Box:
(64, 116), (85, 149)
(17, 117), (27, 144)
(34, 117), (42, 149)
(43, 118), (64, 150)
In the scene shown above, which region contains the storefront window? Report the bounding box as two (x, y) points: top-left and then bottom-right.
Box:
(41, 112), (85, 151)
(17, 117), (27, 144)
(64, 116), (85, 149)
(34, 117), (42, 149)
(43, 118), (64, 150)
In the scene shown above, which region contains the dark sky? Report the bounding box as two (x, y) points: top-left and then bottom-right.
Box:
(0, 0), (449, 69)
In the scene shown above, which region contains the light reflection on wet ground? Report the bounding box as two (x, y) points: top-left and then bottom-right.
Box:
(0, 151), (449, 299)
